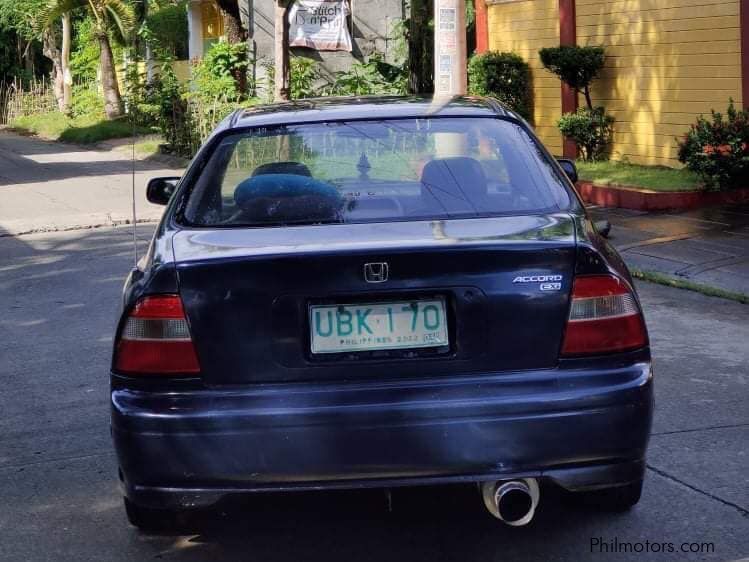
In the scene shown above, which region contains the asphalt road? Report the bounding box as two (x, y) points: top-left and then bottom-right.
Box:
(0, 225), (747, 562)
(0, 131), (181, 236)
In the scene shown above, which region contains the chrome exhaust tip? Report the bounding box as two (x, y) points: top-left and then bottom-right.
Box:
(480, 478), (539, 526)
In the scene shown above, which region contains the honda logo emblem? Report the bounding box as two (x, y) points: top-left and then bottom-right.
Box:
(364, 262), (389, 283)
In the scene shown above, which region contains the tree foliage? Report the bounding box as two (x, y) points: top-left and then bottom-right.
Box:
(189, 39), (248, 100)
(0, 0), (46, 40)
(289, 57), (319, 99)
(70, 17), (99, 82)
(141, 0), (187, 58)
(0, 0), (47, 80)
(324, 55), (406, 97)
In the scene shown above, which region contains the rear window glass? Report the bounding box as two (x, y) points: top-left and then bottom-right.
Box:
(183, 117), (572, 227)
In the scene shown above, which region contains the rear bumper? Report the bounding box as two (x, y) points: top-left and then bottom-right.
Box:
(111, 362), (653, 509)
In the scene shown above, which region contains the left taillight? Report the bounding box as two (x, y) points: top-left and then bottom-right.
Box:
(113, 295), (200, 375)
(561, 274), (648, 357)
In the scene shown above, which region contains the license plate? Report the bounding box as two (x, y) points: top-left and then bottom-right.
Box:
(310, 299), (448, 354)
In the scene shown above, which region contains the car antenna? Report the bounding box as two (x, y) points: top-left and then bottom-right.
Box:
(129, 64), (138, 270)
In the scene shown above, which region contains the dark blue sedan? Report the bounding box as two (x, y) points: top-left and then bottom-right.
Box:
(111, 96), (653, 530)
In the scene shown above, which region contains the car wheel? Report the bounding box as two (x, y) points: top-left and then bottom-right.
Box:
(124, 497), (180, 532)
(570, 479), (643, 512)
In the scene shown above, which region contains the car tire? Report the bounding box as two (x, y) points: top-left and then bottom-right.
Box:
(124, 498), (180, 532)
(570, 479), (643, 512)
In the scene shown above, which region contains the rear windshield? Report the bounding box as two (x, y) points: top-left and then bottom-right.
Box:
(183, 117), (572, 227)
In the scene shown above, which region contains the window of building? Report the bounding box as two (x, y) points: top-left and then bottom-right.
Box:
(201, 1), (224, 54)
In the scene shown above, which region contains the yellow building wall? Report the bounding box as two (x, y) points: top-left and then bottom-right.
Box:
(578, 0), (742, 166)
(487, 0), (743, 167)
(487, 0), (563, 154)
(115, 60), (193, 92)
(171, 60), (193, 83)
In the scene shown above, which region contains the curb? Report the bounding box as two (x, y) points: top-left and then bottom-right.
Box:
(94, 139), (190, 169)
(576, 181), (749, 211)
(631, 268), (748, 305)
(0, 218), (160, 238)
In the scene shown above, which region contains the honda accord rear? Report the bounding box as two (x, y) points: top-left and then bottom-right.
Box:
(111, 96), (653, 530)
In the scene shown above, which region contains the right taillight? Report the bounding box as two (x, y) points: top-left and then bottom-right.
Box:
(561, 274), (647, 357)
(113, 294), (201, 375)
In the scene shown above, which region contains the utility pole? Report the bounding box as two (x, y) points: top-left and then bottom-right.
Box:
(433, 0), (467, 158)
(433, 0), (467, 97)
(274, 0), (291, 102)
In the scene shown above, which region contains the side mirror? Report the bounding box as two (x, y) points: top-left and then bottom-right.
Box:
(146, 177), (180, 205)
(556, 158), (578, 184)
(594, 219), (612, 238)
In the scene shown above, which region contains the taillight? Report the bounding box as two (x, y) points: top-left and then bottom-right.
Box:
(113, 295), (200, 375)
(561, 275), (647, 357)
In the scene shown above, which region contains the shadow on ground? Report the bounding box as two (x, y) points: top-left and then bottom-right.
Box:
(127, 484), (628, 562)
(0, 128), (183, 187)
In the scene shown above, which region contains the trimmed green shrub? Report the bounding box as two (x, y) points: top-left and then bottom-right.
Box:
(677, 100), (749, 190)
(538, 45), (605, 109)
(467, 51), (531, 120)
(557, 107), (614, 161)
(539, 45), (613, 159)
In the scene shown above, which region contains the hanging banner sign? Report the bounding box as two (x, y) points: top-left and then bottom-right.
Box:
(289, 1), (353, 52)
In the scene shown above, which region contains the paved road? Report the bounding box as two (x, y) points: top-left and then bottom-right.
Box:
(1, 226), (747, 562)
(0, 131), (182, 236)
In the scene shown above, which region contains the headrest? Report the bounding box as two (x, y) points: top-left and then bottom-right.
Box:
(234, 174), (342, 223)
(252, 161), (312, 177)
(420, 157), (488, 205)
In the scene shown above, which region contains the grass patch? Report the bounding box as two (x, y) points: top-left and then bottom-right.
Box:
(132, 138), (162, 157)
(577, 160), (702, 192)
(631, 268), (748, 304)
(11, 112), (153, 143)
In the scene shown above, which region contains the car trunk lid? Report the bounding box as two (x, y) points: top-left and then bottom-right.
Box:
(172, 214), (576, 385)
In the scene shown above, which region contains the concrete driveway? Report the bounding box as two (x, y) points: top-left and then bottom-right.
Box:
(0, 134), (747, 561)
(591, 204), (749, 298)
(0, 131), (182, 236)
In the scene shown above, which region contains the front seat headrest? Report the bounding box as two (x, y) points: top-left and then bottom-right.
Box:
(252, 161), (312, 177)
(420, 157), (488, 212)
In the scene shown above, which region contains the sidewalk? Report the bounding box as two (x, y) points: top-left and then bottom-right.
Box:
(590, 202), (749, 300)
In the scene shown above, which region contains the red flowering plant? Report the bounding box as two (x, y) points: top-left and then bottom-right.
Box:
(678, 100), (749, 189)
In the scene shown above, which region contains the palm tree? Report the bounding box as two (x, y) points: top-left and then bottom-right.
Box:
(86, 0), (135, 118)
(44, 0), (135, 118)
(39, 0), (76, 113)
(274, 0), (290, 102)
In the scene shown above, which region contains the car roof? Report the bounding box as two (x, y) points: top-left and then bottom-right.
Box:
(225, 95), (515, 131)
